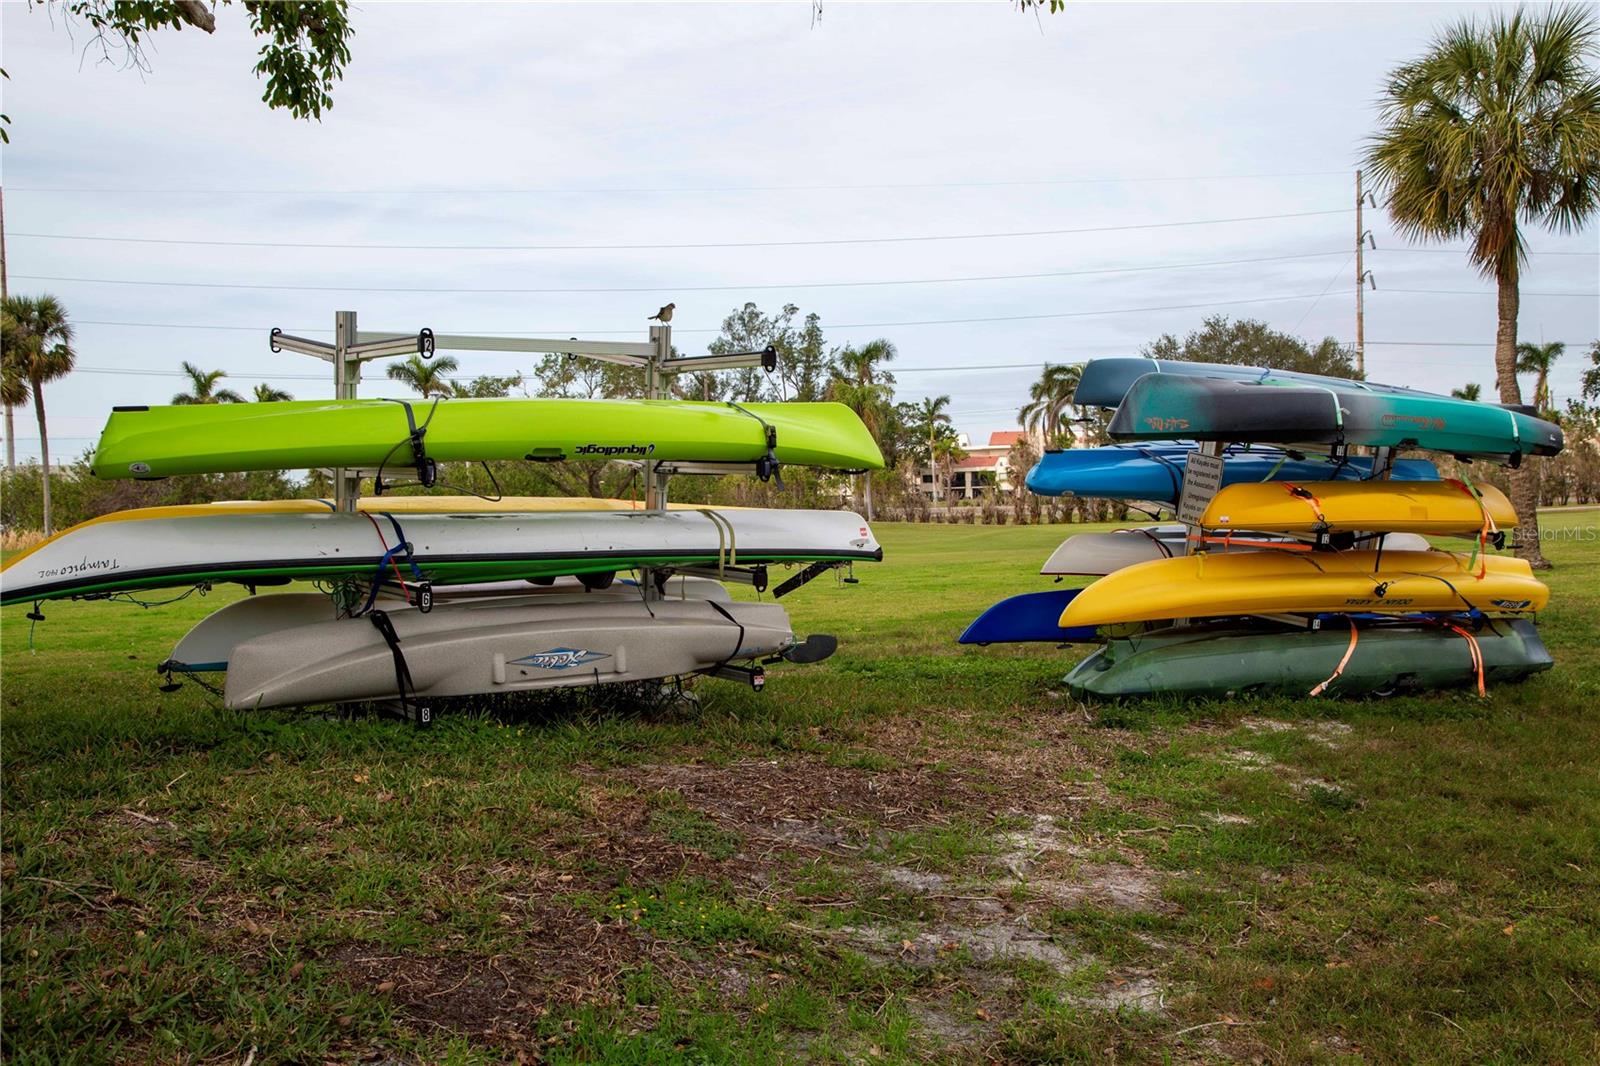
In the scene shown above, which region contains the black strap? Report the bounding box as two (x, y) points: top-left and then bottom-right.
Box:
(704, 599), (748, 678)
(368, 610), (417, 716)
(725, 401), (783, 487)
(378, 398), (439, 489)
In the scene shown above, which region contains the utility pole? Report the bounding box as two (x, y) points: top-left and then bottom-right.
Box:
(1, 182), (14, 471)
(1355, 170), (1376, 377)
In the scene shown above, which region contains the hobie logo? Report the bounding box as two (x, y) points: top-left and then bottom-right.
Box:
(129, 462), (152, 474)
(1143, 416), (1190, 432)
(573, 443), (656, 458)
(511, 647), (611, 671)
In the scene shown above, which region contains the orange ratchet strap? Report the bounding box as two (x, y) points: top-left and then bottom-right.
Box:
(1283, 482), (1328, 530)
(1442, 622), (1488, 697)
(1309, 617), (1360, 697)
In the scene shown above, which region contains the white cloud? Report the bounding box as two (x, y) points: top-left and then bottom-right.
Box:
(1, 1), (1594, 457)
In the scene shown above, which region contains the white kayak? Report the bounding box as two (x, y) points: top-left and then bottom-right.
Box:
(1, 507), (880, 605)
(1041, 526), (1434, 576)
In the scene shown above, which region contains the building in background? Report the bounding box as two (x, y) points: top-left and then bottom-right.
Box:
(920, 430), (1025, 500)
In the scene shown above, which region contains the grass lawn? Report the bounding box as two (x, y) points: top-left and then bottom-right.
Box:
(3, 511), (1598, 1063)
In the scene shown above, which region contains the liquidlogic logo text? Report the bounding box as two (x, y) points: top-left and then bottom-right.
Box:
(573, 443), (657, 458)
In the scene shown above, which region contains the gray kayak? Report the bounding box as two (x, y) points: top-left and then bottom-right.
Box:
(221, 594), (813, 710)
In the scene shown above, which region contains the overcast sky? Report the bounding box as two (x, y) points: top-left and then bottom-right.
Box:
(2, 1), (1595, 461)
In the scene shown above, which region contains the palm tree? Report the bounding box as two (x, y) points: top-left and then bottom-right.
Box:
(1, 329), (29, 471)
(828, 339), (897, 520)
(1, 295), (76, 533)
(913, 394), (952, 499)
(932, 435), (967, 502)
(1515, 341), (1564, 413)
(1018, 363), (1084, 446)
(252, 383), (294, 402)
(1365, 6), (1600, 569)
(386, 353), (460, 397)
(172, 362), (245, 405)
(1451, 383), (1483, 401)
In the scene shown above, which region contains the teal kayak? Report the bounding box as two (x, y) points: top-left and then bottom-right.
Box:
(1065, 618), (1552, 698)
(1107, 375), (1562, 461)
(1077, 357), (1540, 412)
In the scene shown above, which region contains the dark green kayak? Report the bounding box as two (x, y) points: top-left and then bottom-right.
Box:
(1065, 618), (1552, 699)
(1106, 374), (1562, 462)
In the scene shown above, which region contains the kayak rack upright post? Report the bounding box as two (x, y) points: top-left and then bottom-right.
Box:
(271, 310), (780, 600)
(270, 311), (435, 511)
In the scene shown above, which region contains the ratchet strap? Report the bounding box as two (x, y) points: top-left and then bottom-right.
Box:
(1442, 621), (1488, 696)
(368, 609), (418, 714)
(1309, 617), (1360, 697)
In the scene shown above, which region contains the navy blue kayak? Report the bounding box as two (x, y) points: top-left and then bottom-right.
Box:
(1025, 443), (1438, 501)
(960, 589), (1099, 645)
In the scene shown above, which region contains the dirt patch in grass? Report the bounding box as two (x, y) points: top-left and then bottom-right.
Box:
(840, 920), (1078, 973)
(324, 904), (683, 1041)
(599, 758), (975, 836)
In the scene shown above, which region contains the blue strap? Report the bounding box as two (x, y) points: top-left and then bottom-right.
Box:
(378, 512), (425, 582)
(357, 542), (412, 616)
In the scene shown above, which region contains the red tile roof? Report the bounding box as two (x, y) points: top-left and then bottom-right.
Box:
(953, 454), (1001, 470)
(987, 430), (1025, 447)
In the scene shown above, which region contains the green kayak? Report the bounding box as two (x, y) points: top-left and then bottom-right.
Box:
(1065, 618), (1552, 699)
(90, 397), (885, 479)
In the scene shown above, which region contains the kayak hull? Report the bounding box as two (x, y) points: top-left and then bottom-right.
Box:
(1200, 480), (1516, 536)
(1024, 444), (1438, 501)
(1040, 526), (1433, 576)
(1077, 357), (1562, 455)
(166, 577), (733, 671)
(0, 507), (880, 605)
(1065, 618), (1552, 698)
(958, 590), (1101, 645)
(223, 597), (799, 710)
(1058, 549), (1547, 627)
(89, 397), (885, 478)
(1108, 375), (1562, 460)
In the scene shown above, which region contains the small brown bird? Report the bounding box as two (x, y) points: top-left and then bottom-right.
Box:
(648, 303), (676, 323)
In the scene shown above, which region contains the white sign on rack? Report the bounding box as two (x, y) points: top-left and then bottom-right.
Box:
(1176, 450), (1226, 527)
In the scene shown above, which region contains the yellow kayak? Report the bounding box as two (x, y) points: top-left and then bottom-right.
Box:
(1199, 480), (1515, 536)
(1059, 549), (1547, 627)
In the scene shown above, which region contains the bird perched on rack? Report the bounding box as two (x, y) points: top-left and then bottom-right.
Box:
(648, 303), (676, 323)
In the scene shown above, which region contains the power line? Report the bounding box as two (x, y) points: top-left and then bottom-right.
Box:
(29, 273), (1586, 300)
(5, 208), (1356, 252)
(58, 292), (1347, 337)
(6, 250), (1350, 296)
(1374, 247), (1599, 257)
(66, 341), (1589, 382)
(3, 170), (1351, 196)
(1382, 288), (1596, 298)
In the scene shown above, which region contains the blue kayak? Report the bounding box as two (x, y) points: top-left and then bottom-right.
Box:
(1025, 443), (1438, 501)
(960, 589), (1100, 645)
